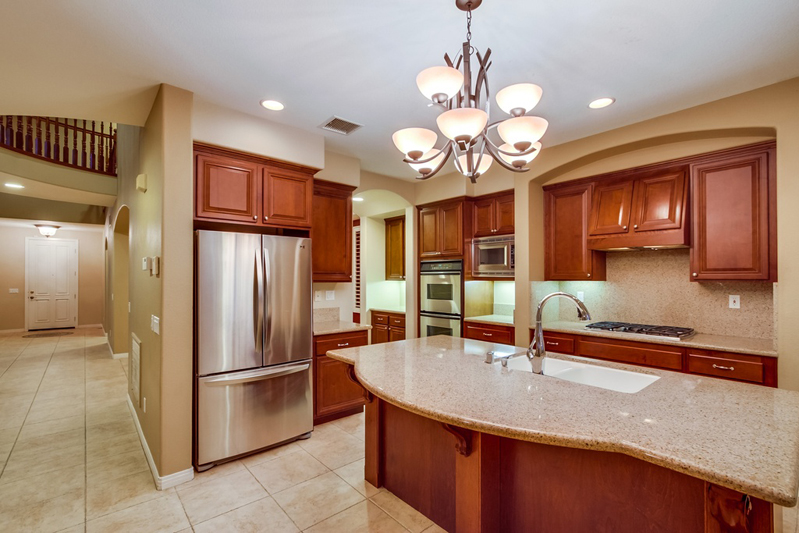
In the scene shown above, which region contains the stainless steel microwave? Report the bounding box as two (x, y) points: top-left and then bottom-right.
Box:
(471, 235), (514, 277)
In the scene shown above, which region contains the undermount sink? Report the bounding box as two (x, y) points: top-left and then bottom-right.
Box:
(504, 356), (660, 394)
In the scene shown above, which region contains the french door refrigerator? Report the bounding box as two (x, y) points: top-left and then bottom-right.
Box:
(195, 230), (312, 469)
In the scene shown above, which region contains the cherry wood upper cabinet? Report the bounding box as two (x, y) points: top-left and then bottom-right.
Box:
(544, 183), (606, 281)
(472, 191), (515, 237)
(311, 180), (355, 282)
(195, 152), (260, 224)
(588, 180), (634, 236)
(630, 169), (686, 232)
(263, 167), (313, 228)
(194, 143), (316, 230)
(418, 199), (465, 258)
(690, 144), (776, 281)
(385, 216), (406, 280)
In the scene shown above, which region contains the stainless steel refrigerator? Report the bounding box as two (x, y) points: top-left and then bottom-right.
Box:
(195, 230), (313, 469)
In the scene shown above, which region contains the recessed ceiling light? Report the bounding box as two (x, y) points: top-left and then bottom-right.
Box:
(352, 197), (364, 202)
(260, 100), (284, 111)
(589, 97), (615, 109)
(4, 183), (24, 189)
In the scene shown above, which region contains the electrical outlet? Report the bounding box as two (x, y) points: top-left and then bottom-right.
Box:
(326, 290), (335, 301)
(314, 290), (322, 302)
(729, 295), (740, 309)
(577, 291), (585, 301)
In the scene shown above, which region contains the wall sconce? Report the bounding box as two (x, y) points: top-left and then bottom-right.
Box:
(34, 224), (60, 237)
(136, 173), (147, 192)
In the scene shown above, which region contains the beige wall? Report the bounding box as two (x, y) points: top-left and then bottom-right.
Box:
(315, 151), (361, 187)
(111, 208), (130, 353)
(513, 77), (799, 390)
(0, 222), (104, 330)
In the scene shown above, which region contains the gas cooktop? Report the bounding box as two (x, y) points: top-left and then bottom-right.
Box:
(585, 321), (696, 340)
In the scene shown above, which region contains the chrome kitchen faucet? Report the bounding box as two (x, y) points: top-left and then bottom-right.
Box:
(528, 292), (591, 374)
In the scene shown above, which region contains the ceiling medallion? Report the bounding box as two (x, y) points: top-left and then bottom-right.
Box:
(392, 0), (547, 183)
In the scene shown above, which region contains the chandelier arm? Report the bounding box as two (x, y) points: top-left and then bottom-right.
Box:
(402, 146), (448, 165)
(482, 133), (540, 157)
(461, 41), (473, 107)
(414, 143), (454, 181)
(484, 142), (530, 173)
(473, 49), (492, 110)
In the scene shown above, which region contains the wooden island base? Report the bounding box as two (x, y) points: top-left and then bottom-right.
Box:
(362, 396), (773, 533)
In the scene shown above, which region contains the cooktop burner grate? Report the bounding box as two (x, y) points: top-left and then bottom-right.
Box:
(585, 321), (695, 340)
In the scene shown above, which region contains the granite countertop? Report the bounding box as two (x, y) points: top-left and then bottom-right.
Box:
(328, 336), (799, 506)
(313, 320), (371, 336)
(369, 307), (406, 315)
(537, 320), (777, 358)
(465, 314), (515, 326)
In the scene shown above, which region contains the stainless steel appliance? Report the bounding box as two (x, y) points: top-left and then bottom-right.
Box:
(419, 260), (462, 338)
(585, 321), (696, 340)
(471, 235), (515, 277)
(195, 230), (313, 469)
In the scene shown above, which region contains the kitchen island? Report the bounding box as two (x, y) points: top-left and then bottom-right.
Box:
(327, 336), (799, 533)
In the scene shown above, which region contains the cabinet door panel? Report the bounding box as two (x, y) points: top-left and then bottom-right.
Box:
(631, 169), (686, 232)
(195, 154), (259, 223)
(388, 327), (406, 342)
(690, 151), (771, 280)
(264, 168), (312, 228)
(494, 194), (515, 235)
(385, 216), (406, 280)
(589, 180), (634, 236)
(419, 207), (440, 257)
(472, 198), (495, 237)
(372, 325), (389, 344)
(315, 355), (364, 419)
(312, 182), (353, 282)
(545, 184), (604, 280)
(440, 202), (463, 256)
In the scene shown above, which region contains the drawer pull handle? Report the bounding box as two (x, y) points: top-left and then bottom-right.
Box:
(712, 364), (735, 371)
(483, 333), (492, 337)
(337, 343), (349, 347)
(546, 341), (559, 346)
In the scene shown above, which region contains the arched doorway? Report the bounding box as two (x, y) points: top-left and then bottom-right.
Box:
(111, 206), (129, 356)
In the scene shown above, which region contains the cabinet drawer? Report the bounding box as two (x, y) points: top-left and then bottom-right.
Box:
(578, 337), (683, 371)
(464, 324), (513, 344)
(315, 332), (368, 356)
(543, 334), (575, 355)
(373, 313), (388, 325)
(686, 351), (764, 384)
(389, 315), (406, 328)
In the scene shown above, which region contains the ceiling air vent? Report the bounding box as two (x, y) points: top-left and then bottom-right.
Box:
(319, 116), (363, 136)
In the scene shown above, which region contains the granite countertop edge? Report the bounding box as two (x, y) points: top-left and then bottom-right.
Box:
(464, 315), (515, 326)
(313, 321), (371, 336)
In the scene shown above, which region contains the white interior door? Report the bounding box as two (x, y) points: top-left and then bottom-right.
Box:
(26, 238), (78, 330)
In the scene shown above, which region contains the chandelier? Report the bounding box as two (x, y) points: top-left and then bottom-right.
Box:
(392, 0), (547, 183)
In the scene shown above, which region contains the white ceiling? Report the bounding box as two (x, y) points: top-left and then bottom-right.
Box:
(2, 0), (798, 179)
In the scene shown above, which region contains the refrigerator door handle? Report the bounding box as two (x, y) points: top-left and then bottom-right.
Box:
(204, 362), (310, 386)
(254, 249), (264, 354)
(264, 248), (272, 354)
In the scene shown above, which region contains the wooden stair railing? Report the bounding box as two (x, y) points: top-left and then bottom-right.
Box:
(0, 116), (116, 177)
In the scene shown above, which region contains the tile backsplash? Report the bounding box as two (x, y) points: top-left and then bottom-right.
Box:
(313, 307), (339, 323)
(537, 249), (774, 339)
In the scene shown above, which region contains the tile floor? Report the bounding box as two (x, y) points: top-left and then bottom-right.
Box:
(0, 327), (448, 532)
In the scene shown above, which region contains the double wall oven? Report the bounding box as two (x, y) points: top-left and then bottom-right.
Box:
(419, 260), (462, 338)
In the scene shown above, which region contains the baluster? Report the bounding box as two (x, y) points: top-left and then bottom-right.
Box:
(25, 117), (33, 152)
(71, 119), (79, 165)
(34, 118), (42, 155)
(110, 126), (117, 175)
(0, 117), (4, 147)
(6, 116), (13, 146)
(89, 120), (96, 170)
(43, 118), (52, 159)
(80, 119), (87, 167)
(53, 119), (61, 162)
(63, 120), (70, 163)
(98, 122), (105, 172)
(15, 116), (23, 149)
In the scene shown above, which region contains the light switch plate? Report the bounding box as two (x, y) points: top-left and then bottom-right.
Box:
(729, 295), (740, 309)
(142, 257), (150, 271)
(314, 290), (322, 302)
(152, 316), (160, 335)
(151, 256), (160, 276)
(326, 290), (335, 301)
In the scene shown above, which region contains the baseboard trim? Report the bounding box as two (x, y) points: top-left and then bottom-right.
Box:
(77, 323), (104, 329)
(0, 328), (26, 334)
(112, 352), (128, 360)
(126, 395), (194, 490)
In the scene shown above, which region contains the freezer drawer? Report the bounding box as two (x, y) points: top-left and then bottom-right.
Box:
(197, 361), (312, 466)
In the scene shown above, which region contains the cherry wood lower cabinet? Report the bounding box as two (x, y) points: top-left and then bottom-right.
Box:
(361, 396), (773, 533)
(371, 311), (405, 344)
(313, 330), (368, 424)
(463, 322), (515, 345)
(533, 329), (777, 387)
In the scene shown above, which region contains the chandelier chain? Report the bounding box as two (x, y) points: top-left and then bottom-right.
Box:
(466, 2), (473, 54)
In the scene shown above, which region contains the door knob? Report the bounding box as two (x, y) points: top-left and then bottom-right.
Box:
(29, 296), (34, 300)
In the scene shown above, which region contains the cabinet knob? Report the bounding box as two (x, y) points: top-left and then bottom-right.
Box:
(633, 224), (638, 229)
(587, 273), (591, 278)
(692, 273), (698, 277)
(623, 225), (628, 230)
(264, 216), (269, 221)
(253, 215), (257, 220)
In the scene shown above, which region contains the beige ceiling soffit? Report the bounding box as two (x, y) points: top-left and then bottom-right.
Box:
(0, 173), (116, 206)
(0, 217), (103, 232)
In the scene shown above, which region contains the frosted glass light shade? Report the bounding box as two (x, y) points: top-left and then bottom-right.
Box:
(436, 108), (488, 143)
(458, 154), (493, 176)
(496, 83), (543, 115)
(416, 66), (464, 102)
(392, 128), (438, 159)
(499, 142), (541, 167)
(497, 116), (548, 150)
(409, 149), (446, 175)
